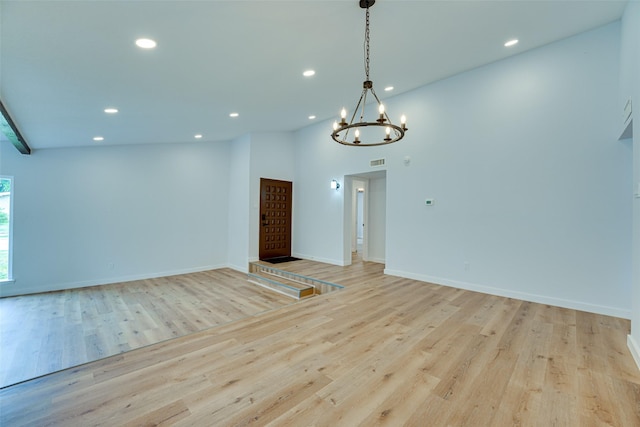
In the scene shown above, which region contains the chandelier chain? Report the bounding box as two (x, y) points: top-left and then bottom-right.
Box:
(364, 4), (370, 80)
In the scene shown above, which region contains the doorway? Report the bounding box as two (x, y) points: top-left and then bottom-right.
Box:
(344, 171), (387, 265)
(356, 188), (364, 254)
(259, 178), (293, 260)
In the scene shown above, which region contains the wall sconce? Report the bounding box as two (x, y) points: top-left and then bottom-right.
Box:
(331, 179), (340, 190)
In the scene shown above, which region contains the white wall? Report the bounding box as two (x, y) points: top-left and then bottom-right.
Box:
(0, 17), (634, 328)
(293, 22), (632, 318)
(620, 1), (640, 368)
(291, 131), (349, 264)
(368, 176), (386, 263)
(293, 118), (399, 265)
(227, 134), (251, 272)
(248, 132), (295, 261)
(0, 140), (230, 296)
(226, 131), (295, 270)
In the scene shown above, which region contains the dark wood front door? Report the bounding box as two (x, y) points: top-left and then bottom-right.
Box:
(259, 178), (292, 260)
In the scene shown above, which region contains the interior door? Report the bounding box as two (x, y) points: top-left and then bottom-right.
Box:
(259, 178), (292, 260)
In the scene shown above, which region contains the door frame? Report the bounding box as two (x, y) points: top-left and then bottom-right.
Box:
(350, 179), (368, 259)
(343, 170), (386, 265)
(258, 178), (293, 260)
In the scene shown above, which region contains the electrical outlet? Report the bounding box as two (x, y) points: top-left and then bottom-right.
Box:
(464, 262), (470, 272)
(108, 263), (115, 270)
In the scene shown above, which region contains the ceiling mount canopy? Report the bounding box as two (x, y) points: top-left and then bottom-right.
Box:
(331, 0), (407, 147)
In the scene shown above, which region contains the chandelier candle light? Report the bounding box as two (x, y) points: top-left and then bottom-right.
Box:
(331, 0), (407, 146)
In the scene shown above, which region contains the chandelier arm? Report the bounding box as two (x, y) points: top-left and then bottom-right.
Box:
(345, 90), (367, 140)
(370, 87), (394, 125)
(370, 87), (385, 109)
(350, 90), (366, 123)
(360, 90), (368, 122)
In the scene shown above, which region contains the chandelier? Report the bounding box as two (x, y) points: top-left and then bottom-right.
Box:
(331, 0), (407, 147)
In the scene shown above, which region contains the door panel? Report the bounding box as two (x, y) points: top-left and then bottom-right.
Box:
(259, 178), (292, 260)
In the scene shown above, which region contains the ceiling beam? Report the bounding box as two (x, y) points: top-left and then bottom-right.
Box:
(0, 99), (31, 155)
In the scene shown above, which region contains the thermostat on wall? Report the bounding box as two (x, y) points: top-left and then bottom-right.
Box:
(425, 199), (435, 206)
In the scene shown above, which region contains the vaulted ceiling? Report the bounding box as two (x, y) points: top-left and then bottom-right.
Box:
(0, 0), (629, 150)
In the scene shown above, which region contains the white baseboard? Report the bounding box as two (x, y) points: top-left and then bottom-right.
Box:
(383, 268), (631, 319)
(0, 264), (226, 297)
(365, 257), (385, 264)
(292, 253), (347, 266)
(628, 335), (640, 372)
(228, 263), (249, 274)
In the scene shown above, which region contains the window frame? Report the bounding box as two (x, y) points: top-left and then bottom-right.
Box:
(0, 175), (13, 283)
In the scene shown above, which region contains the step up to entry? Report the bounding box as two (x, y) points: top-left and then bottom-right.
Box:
(248, 262), (344, 300)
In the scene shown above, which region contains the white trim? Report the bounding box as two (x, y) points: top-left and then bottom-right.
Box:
(0, 264), (226, 297)
(228, 262), (249, 274)
(628, 335), (640, 372)
(292, 253), (347, 266)
(0, 175), (13, 282)
(367, 257), (386, 264)
(383, 268), (631, 319)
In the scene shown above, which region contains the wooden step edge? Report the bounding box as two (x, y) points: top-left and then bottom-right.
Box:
(247, 273), (315, 299)
(248, 262), (345, 291)
(258, 273), (317, 298)
(247, 277), (299, 299)
(254, 270), (313, 292)
(262, 271), (315, 290)
(249, 267), (316, 292)
(299, 287), (315, 298)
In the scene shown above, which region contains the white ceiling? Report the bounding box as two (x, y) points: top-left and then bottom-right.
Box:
(0, 0), (629, 150)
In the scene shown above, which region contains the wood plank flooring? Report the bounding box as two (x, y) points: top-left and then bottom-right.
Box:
(0, 269), (293, 387)
(1, 259), (639, 426)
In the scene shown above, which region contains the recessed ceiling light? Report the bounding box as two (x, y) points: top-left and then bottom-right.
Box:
(384, 86), (394, 92)
(229, 112), (239, 118)
(104, 108), (118, 114)
(504, 39), (519, 47)
(135, 38), (157, 49)
(194, 134), (203, 139)
(93, 136), (104, 141)
(308, 115), (316, 120)
(303, 70), (316, 77)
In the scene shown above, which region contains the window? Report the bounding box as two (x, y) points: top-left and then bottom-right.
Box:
(0, 177), (12, 281)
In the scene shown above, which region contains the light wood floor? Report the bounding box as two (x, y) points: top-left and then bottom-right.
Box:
(0, 268), (293, 387)
(1, 259), (639, 426)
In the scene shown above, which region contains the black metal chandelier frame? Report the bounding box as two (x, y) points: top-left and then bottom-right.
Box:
(331, 0), (407, 147)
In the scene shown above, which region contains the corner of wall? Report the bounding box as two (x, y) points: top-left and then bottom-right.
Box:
(628, 334), (640, 371)
(621, 0), (640, 367)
